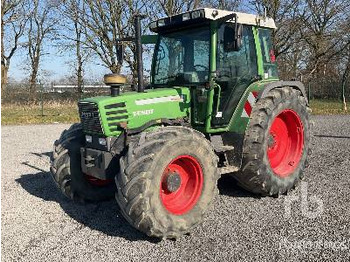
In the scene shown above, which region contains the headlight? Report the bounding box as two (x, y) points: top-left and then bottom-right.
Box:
(157, 19), (165, 27)
(182, 13), (191, 21)
(85, 135), (92, 143)
(149, 21), (157, 30)
(98, 138), (107, 146)
(191, 10), (204, 19)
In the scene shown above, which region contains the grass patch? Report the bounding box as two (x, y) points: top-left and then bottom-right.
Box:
(1, 99), (348, 125)
(1, 102), (79, 125)
(309, 99), (349, 115)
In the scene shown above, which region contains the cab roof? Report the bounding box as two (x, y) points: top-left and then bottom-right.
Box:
(150, 8), (277, 33)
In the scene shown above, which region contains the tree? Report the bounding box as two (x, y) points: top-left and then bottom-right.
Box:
(206, 0), (241, 11)
(1, 0), (28, 92)
(76, 1), (136, 75)
(59, 0), (89, 94)
(339, 46), (350, 111)
(150, 0), (201, 17)
(146, 0), (241, 19)
(248, 0), (303, 57)
(300, 0), (350, 78)
(25, 0), (59, 101)
(248, 0), (350, 100)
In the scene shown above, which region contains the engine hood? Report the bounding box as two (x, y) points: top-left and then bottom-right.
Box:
(78, 87), (191, 136)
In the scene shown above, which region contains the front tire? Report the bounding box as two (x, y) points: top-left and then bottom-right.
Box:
(115, 126), (219, 239)
(234, 87), (310, 196)
(50, 123), (115, 202)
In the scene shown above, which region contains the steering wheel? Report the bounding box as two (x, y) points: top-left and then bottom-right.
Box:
(194, 64), (209, 71)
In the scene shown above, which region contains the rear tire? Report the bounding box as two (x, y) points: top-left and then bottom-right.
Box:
(50, 123), (115, 202)
(234, 87), (310, 196)
(115, 126), (219, 239)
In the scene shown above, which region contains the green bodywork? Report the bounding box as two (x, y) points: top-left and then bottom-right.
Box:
(82, 87), (190, 137)
(79, 21), (279, 138)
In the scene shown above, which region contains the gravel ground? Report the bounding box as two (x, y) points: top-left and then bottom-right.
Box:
(2, 115), (350, 261)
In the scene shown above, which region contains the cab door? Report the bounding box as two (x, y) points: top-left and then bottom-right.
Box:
(211, 24), (258, 127)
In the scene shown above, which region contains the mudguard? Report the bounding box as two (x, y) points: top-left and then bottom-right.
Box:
(259, 81), (308, 104)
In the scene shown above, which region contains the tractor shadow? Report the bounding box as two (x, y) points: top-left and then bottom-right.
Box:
(31, 152), (52, 158)
(16, 156), (255, 242)
(217, 174), (258, 198)
(15, 170), (159, 243)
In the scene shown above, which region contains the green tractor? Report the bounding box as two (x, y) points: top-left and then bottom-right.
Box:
(51, 8), (310, 239)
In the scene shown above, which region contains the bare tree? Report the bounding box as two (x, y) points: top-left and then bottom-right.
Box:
(151, 0), (201, 17)
(145, 0), (241, 19)
(25, 0), (59, 100)
(72, 0), (85, 94)
(206, 0), (241, 11)
(60, 0), (89, 94)
(339, 46), (350, 111)
(248, 0), (303, 58)
(1, 0), (28, 91)
(248, 0), (350, 101)
(77, 0), (136, 75)
(300, 0), (350, 78)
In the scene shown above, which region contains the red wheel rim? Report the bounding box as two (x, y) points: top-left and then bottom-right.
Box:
(85, 174), (112, 187)
(160, 155), (203, 215)
(267, 109), (304, 178)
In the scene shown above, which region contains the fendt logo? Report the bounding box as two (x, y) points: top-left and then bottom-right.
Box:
(133, 109), (154, 117)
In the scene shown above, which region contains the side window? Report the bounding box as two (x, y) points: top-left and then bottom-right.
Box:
(217, 25), (257, 82)
(193, 39), (210, 77)
(155, 38), (184, 83)
(258, 28), (278, 79)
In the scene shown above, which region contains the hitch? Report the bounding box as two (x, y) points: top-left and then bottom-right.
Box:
(84, 155), (96, 168)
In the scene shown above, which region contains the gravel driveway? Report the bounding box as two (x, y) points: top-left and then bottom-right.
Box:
(2, 115), (350, 261)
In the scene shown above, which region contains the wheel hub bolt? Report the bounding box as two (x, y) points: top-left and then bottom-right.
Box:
(166, 172), (181, 192)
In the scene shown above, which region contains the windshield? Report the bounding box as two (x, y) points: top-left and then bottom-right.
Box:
(152, 26), (210, 86)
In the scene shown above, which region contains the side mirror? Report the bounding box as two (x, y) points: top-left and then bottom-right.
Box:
(224, 23), (243, 52)
(117, 44), (124, 65)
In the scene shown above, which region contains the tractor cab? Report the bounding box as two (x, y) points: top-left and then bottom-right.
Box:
(149, 8), (278, 130)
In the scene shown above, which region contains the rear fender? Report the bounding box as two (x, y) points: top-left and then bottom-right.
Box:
(224, 80), (307, 168)
(258, 81), (308, 104)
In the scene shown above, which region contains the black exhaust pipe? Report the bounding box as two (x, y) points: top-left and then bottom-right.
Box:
(110, 85), (120, 97)
(134, 14), (145, 93)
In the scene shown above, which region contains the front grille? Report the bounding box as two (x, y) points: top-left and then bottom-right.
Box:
(104, 102), (128, 132)
(78, 102), (103, 134)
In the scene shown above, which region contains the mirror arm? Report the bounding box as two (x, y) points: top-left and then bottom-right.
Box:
(218, 13), (239, 48)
